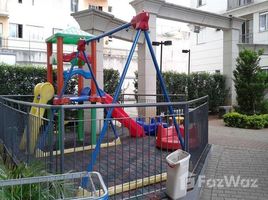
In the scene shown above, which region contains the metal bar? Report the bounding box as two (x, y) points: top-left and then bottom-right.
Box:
(0, 95), (208, 109)
(26, 106), (30, 163)
(58, 52), (79, 98)
(144, 30), (185, 150)
(60, 107), (65, 173)
(82, 50), (103, 97)
(85, 22), (132, 44)
(184, 104), (190, 152)
(82, 29), (142, 187)
(48, 108), (53, 172)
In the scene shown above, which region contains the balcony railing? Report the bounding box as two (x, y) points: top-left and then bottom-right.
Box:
(239, 32), (253, 44)
(227, 0), (253, 10)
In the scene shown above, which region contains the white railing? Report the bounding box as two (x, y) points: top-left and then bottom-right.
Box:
(227, 0), (253, 10)
(240, 32), (253, 44)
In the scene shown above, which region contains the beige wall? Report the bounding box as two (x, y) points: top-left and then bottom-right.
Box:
(0, 17), (8, 37)
(0, 16), (8, 47)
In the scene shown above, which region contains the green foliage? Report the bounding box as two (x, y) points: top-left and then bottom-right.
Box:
(103, 68), (120, 94)
(233, 49), (268, 115)
(260, 100), (268, 114)
(223, 112), (268, 129)
(0, 64), (77, 95)
(0, 159), (74, 200)
(134, 71), (227, 112)
(0, 64), (120, 96)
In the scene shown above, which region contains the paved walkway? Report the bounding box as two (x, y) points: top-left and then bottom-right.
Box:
(199, 118), (268, 200)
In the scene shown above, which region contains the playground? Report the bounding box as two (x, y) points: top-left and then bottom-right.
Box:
(0, 11), (209, 199)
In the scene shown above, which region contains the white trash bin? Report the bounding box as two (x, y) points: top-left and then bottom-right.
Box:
(166, 149), (191, 200)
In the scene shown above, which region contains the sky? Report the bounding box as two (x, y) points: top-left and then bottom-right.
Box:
(109, 0), (191, 22)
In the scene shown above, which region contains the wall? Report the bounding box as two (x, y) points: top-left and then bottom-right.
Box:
(191, 0), (227, 13)
(189, 0), (227, 73)
(190, 27), (223, 73)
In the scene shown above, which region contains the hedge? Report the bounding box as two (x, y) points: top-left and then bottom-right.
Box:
(0, 64), (119, 96)
(223, 112), (268, 129)
(134, 71), (228, 112)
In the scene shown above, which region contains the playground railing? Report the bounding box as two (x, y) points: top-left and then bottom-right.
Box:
(0, 171), (108, 200)
(0, 95), (208, 199)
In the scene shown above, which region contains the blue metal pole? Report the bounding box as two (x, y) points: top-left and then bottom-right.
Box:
(82, 50), (103, 97)
(82, 29), (142, 187)
(85, 23), (132, 44)
(144, 31), (185, 150)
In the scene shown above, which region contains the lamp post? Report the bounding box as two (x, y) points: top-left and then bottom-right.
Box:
(182, 49), (191, 100)
(182, 49), (190, 75)
(152, 40), (172, 73)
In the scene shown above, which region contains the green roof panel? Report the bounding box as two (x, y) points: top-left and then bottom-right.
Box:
(45, 27), (94, 45)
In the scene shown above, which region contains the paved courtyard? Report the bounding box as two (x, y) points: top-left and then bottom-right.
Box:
(199, 118), (268, 200)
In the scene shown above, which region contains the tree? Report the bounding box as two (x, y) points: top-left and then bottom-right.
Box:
(234, 48), (267, 115)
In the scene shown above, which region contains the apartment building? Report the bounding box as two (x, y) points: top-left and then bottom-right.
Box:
(190, 0), (268, 73)
(0, 0), (110, 65)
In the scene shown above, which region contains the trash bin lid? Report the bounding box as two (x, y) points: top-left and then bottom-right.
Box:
(166, 149), (190, 166)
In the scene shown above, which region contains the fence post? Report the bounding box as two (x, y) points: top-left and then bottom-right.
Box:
(26, 106), (30, 164)
(184, 104), (190, 152)
(60, 106), (65, 173)
(48, 108), (54, 172)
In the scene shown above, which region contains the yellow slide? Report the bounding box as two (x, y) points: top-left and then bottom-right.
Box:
(20, 82), (54, 154)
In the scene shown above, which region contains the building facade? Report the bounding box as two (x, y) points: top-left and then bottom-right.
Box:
(0, 0), (110, 65)
(190, 0), (268, 73)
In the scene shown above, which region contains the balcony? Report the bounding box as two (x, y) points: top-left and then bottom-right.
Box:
(227, 0), (254, 10)
(239, 32), (253, 44)
(0, 0), (8, 17)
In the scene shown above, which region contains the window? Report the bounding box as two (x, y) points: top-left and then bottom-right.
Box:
(108, 6), (112, 13)
(26, 25), (44, 41)
(197, 28), (206, 44)
(89, 5), (103, 11)
(260, 12), (268, 32)
(239, 0), (252, 6)
(9, 23), (23, 38)
(197, 0), (206, 7)
(18, 0), (22, 3)
(71, 0), (78, 12)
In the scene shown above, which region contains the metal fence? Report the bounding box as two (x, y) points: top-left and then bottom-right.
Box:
(0, 171), (108, 200)
(0, 95), (208, 199)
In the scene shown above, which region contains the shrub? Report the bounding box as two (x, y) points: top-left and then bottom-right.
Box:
(103, 68), (120, 95)
(134, 71), (227, 112)
(223, 112), (268, 129)
(0, 64), (77, 95)
(0, 64), (120, 96)
(0, 159), (73, 200)
(234, 49), (268, 115)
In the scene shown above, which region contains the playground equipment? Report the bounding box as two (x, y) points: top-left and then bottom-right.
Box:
(26, 26), (144, 156)
(79, 11), (185, 188)
(137, 117), (167, 136)
(20, 82), (54, 153)
(46, 27), (144, 139)
(156, 124), (199, 150)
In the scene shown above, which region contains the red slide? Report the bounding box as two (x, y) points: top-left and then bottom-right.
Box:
(102, 93), (145, 137)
